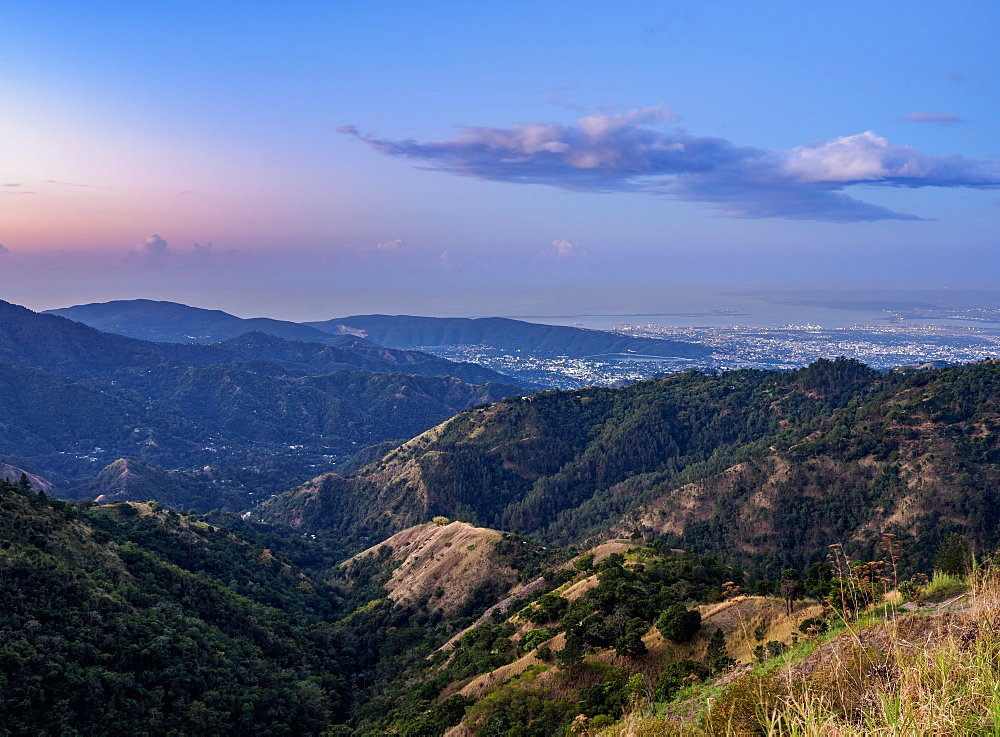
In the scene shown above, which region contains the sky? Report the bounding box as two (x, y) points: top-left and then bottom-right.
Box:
(1, 0), (998, 320)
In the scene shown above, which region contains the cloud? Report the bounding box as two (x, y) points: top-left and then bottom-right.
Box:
(343, 110), (1000, 222)
(545, 86), (587, 112)
(375, 238), (405, 250)
(902, 111), (965, 124)
(132, 234), (170, 263)
(0, 243), (9, 255)
(548, 239), (587, 258)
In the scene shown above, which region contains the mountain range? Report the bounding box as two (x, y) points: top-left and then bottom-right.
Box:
(49, 299), (711, 360)
(259, 357), (1000, 572)
(45, 298), (362, 345)
(6, 294), (1000, 734)
(0, 300), (526, 504)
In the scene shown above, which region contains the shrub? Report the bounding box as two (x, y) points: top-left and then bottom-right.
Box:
(574, 553), (595, 572)
(798, 616), (828, 635)
(655, 659), (710, 702)
(521, 628), (554, 653)
(656, 604), (701, 643)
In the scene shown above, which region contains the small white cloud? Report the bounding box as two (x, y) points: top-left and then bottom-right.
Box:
(376, 238), (404, 250)
(551, 239), (586, 258)
(134, 234), (170, 261)
(903, 112), (964, 124)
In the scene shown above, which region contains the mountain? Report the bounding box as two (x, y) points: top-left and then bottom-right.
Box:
(260, 358), (1000, 573)
(46, 298), (363, 345)
(184, 331), (529, 386)
(0, 477), (357, 733)
(307, 314), (712, 359)
(0, 476), (581, 733)
(39, 300), (526, 387)
(343, 520), (551, 618)
(0, 300), (524, 505)
(84, 457), (252, 511)
(2, 447), (990, 735)
(0, 463), (54, 493)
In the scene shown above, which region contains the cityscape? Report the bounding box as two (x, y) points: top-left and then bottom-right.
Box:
(420, 322), (1000, 389)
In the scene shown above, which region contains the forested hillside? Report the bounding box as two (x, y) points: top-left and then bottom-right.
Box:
(262, 359), (1000, 574)
(7, 358), (1000, 734)
(0, 477), (352, 733)
(0, 300), (525, 506)
(0, 477), (571, 734)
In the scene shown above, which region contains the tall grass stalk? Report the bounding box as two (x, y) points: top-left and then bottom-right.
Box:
(761, 568), (1000, 735)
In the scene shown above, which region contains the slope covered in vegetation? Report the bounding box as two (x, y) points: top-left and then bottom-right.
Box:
(0, 300), (525, 505)
(263, 359), (1000, 573)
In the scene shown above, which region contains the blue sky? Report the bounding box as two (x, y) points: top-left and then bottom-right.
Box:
(1, 1), (997, 319)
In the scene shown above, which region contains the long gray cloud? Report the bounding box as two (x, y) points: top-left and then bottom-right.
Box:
(342, 109), (1000, 222)
(903, 111), (964, 124)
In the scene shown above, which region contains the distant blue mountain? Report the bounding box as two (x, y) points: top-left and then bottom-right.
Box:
(47, 299), (361, 345)
(307, 314), (712, 359)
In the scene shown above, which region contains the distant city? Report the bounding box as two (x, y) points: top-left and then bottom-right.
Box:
(418, 322), (1000, 389)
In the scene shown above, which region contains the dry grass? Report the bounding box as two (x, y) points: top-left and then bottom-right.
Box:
(760, 576), (1000, 736)
(668, 572), (1000, 735)
(343, 521), (519, 617)
(601, 564), (1000, 737)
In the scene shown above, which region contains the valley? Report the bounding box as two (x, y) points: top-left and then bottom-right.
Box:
(5, 297), (1000, 734)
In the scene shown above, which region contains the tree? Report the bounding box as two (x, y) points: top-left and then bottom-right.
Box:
(751, 579), (774, 596)
(557, 630), (587, 672)
(656, 604), (701, 643)
(527, 593), (568, 623)
(706, 628), (735, 674)
(804, 562), (834, 599)
(936, 533), (973, 577)
(779, 569), (804, 615)
(614, 619), (648, 658)
(655, 659), (710, 701)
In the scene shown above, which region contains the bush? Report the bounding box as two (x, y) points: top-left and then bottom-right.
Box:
(574, 553), (595, 572)
(521, 628), (553, 653)
(655, 659), (710, 702)
(527, 593), (568, 623)
(798, 616), (829, 635)
(656, 604), (701, 643)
